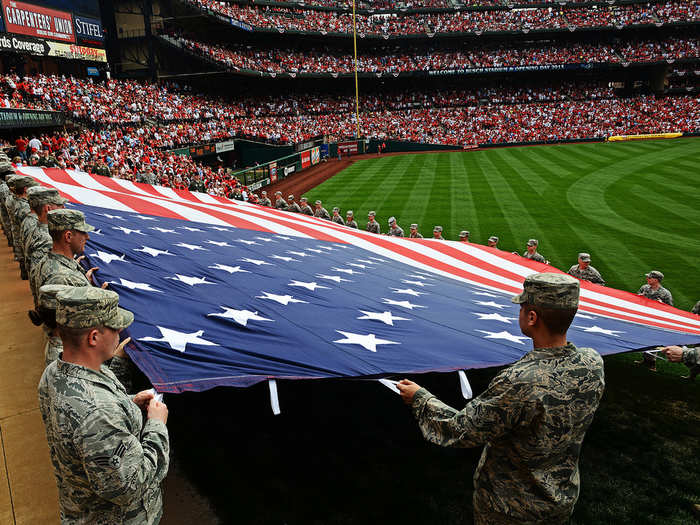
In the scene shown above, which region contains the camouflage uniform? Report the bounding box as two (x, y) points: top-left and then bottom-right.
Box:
(409, 273), (605, 525)
(331, 209), (345, 226)
(409, 225), (423, 239)
(300, 202), (314, 216)
(0, 169), (17, 241)
(38, 287), (169, 524)
(275, 197), (288, 210)
(27, 223), (53, 296)
(258, 196), (272, 207)
(692, 301), (700, 315)
(523, 250), (546, 263)
(345, 213), (358, 229)
(637, 284), (673, 306)
(388, 225), (404, 237)
(287, 199), (302, 213)
(366, 213), (380, 234)
(568, 265), (605, 285)
(314, 204), (331, 220)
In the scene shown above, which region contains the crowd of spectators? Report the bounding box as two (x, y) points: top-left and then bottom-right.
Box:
(170, 34), (699, 74)
(187, 0), (698, 36)
(2, 73), (699, 194)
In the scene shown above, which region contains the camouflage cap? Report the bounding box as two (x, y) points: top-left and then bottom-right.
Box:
(300, 197), (308, 202)
(0, 160), (14, 174)
(5, 174), (20, 188)
(13, 176), (39, 191)
(527, 239), (538, 246)
(56, 287), (134, 330)
(433, 226), (443, 232)
(346, 210), (353, 216)
(488, 236), (499, 243)
(578, 252), (591, 262)
(261, 191), (267, 195)
(388, 216), (396, 224)
(275, 191), (282, 195)
(459, 230), (469, 237)
(28, 187), (67, 209)
(38, 284), (73, 310)
(410, 224), (418, 229)
(47, 209), (95, 233)
(315, 200), (322, 205)
(646, 270), (664, 281)
(333, 207), (340, 212)
(368, 211), (376, 217)
(288, 194), (295, 200)
(511, 272), (580, 310)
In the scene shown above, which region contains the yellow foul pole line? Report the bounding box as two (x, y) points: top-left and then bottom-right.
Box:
(352, 0), (360, 139)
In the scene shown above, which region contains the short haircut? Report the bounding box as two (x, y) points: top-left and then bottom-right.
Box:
(57, 325), (104, 347)
(37, 307), (57, 330)
(49, 229), (67, 243)
(522, 304), (577, 335)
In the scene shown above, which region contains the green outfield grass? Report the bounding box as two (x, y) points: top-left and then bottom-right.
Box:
(305, 138), (700, 310)
(172, 139), (699, 525)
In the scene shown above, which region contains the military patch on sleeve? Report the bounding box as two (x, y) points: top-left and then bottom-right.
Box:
(93, 440), (130, 469)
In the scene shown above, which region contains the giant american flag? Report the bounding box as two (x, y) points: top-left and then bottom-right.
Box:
(17, 166), (700, 393)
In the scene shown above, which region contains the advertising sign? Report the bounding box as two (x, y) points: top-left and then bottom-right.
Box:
(215, 139), (235, 153)
(0, 108), (65, 129)
(73, 14), (103, 46)
(311, 146), (320, 165)
(46, 40), (106, 61)
(338, 141), (358, 155)
(2, 0), (75, 43)
(300, 150), (311, 169)
(269, 162), (277, 183)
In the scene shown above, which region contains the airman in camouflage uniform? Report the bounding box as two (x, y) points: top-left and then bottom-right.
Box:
(366, 211), (380, 234)
(0, 159), (16, 242)
(274, 191), (288, 210)
(24, 188), (66, 295)
(568, 253), (605, 285)
(331, 207), (345, 225)
(662, 345), (700, 381)
(432, 226), (444, 240)
(38, 287), (169, 524)
(258, 191), (272, 207)
(314, 200), (331, 220)
(11, 176), (40, 278)
(34, 209), (95, 291)
(299, 197), (314, 216)
(286, 195), (302, 213)
(522, 239), (547, 263)
(409, 224), (423, 239)
(387, 217), (404, 237)
(692, 301), (700, 315)
(637, 270), (673, 306)
(397, 273), (605, 525)
(487, 236), (499, 248)
(37, 284), (70, 366)
(458, 230), (469, 242)
(345, 211), (358, 229)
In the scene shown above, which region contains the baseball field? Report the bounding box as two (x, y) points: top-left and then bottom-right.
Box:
(305, 138), (700, 310)
(171, 138), (700, 525)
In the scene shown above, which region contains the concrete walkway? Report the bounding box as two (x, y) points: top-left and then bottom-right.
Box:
(0, 242), (219, 524)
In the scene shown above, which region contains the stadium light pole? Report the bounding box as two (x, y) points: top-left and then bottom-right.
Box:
(352, 0), (360, 139)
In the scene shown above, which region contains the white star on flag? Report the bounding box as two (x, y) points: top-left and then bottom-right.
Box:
(208, 264), (250, 274)
(473, 291), (501, 298)
(357, 310), (409, 326)
(407, 273), (433, 280)
(179, 226), (204, 232)
(287, 250), (311, 258)
(209, 226), (232, 231)
(134, 246), (174, 257)
(368, 257), (387, 263)
(91, 229), (103, 235)
(240, 258), (272, 266)
(476, 330), (529, 344)
(474, 313), (516, 324)
(112, 226), (145, 235)
(205, 240), (232, 247)
(288, 281), (329, 291)
(382, 298), (425, 310)
(255, 237), (276, 242)
(150, 227), (178, 234)
(316, 245), (334, 251)
(354, 259), (376, 265)
(270, 255), (298, 262)
(207, 307), (273, 327)
(139, 327), (218, 352)
(578, 325), (624, 336)
(306, 248), (325, 254)
(168, 274), (214, 286)
(333, 331), (400, 352)
(98, 213), (124, 220)
(89, 251), (126, 264)
(276, 235), (292, 240)
(331, 267), (362, 275)
(236, 239), (259, 245)
(348, 263), (369, 269)
(135, 215), (157, 221)
(256, 292), (308, 305)
(111, 278), (161, 292)
(390, 288), (425, 297)
(401, 279), (433, 287)
(175, 242), (208, 251)
(474, 300), (508, 309)
(316, 274), (352, 283)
